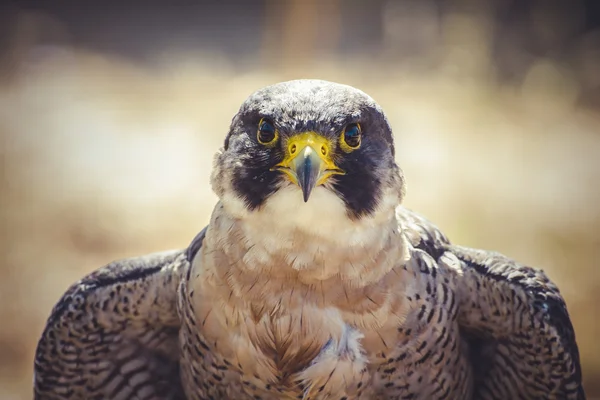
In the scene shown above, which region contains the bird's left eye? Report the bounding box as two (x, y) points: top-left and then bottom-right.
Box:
(340, 123), (362, 151)
(257, 118), (278, 145)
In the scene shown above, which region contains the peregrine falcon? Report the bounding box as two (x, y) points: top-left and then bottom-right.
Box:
(34, 79), (585, 399)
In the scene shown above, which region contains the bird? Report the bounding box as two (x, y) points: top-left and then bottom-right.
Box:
(33, 79), (585, 400)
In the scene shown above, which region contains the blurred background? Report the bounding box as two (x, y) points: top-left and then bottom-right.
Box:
(0, 0), (599, 398)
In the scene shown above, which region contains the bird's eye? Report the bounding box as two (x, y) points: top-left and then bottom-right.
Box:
(340, 123), (362, 151)
(257, 118), (278, 145)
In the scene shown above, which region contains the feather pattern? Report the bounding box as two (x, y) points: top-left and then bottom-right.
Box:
(33, 206), (584, 399)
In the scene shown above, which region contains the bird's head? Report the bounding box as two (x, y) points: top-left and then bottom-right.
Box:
(211, 79), (405, 236)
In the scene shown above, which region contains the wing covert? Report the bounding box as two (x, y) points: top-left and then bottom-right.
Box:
(397, 206), (585, 399)
(34, 249), (189, 400)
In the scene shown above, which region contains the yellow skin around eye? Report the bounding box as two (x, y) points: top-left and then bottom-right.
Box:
(339, 123), (362, 153)
(257, 118), (279, 147)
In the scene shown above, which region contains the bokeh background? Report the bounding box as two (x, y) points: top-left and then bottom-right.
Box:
(1, 0), (599, 398)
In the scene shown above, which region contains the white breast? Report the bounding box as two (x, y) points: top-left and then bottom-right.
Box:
(218, 184), (401, 276)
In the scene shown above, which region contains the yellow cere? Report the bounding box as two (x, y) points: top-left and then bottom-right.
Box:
(271, 132), (345, 186)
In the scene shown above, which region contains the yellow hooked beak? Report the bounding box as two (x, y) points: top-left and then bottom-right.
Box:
(271, 132), (345, 202)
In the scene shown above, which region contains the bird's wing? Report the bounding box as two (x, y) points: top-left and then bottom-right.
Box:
(33, 228), (207, 400)
(397, 206), (585, 400)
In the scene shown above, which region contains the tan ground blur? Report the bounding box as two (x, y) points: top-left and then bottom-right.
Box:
(1, 3), (600, 399)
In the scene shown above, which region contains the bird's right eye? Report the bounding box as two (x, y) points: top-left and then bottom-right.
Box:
(257, 118), (278, 145)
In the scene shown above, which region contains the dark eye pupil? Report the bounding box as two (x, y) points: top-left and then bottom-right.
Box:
(344, 124), (361, 147)
(258, 120), (276, 143)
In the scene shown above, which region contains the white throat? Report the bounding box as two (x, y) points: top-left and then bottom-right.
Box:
(210, 184), (406, 283)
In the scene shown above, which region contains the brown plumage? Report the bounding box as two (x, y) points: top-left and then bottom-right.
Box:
(34, 80), (584, 399)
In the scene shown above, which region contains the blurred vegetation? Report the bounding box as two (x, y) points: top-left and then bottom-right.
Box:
(0, 1), (599, 399)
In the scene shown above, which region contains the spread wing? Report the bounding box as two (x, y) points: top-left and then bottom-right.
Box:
(397, 206), (585, 400)
(33, 229), (207, 400)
